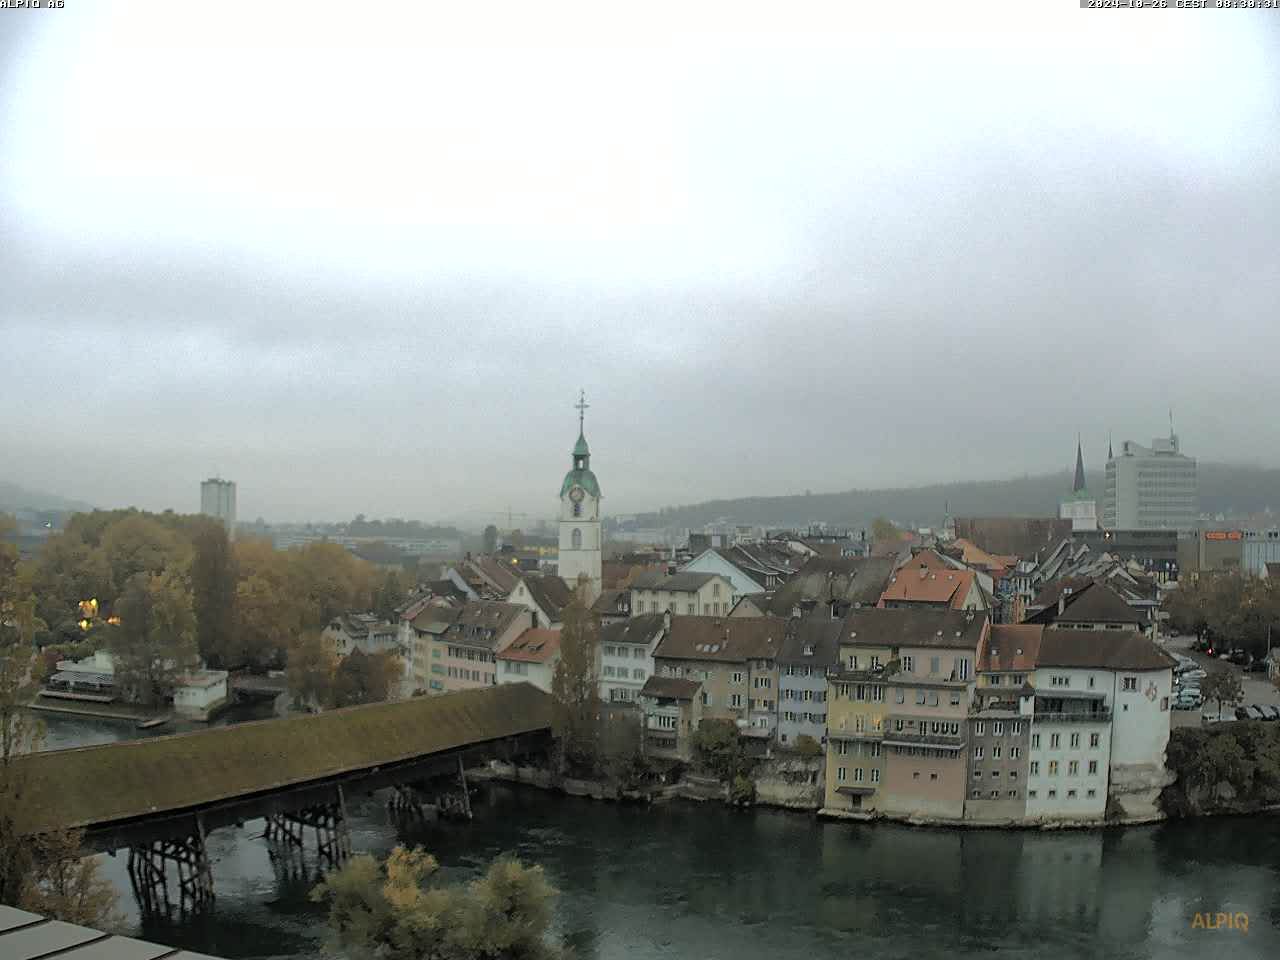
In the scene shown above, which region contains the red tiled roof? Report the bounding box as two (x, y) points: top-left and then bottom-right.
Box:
(878, 568), (976, 609)
(496, 628), (561, 663)
(981, 624), (1043, 672)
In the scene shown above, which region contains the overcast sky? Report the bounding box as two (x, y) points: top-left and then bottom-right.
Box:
(2, 2), (1278, 525)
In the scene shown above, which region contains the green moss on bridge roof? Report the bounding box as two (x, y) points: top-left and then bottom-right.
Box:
(14, 683), (553, 836)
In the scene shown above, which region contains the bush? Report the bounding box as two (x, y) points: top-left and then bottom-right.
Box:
(693, 719), (745, 781)
(730, 773), (756, 806)
(1160, 722), (1280, 817)
(793, 734), (823, 759)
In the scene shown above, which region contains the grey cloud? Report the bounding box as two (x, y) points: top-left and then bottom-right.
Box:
(2, 12), (1279, 524)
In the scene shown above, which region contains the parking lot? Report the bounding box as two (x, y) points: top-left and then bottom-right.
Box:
(1163, 633), (1280, 728)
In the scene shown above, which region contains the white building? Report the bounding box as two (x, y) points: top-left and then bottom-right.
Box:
(200, 477), (237, 538)
(43, 650), (228, 718)
(495, 628), (561, 694)
(680, 548), (768, 597)
(558, 392), (603, 601)
(172, 670), (230, 717)
(1025, 630), (1173, 823)
(629, 570), (735, 618)
(598, 612), (667, 704)
(1103, 433), (1198, 531)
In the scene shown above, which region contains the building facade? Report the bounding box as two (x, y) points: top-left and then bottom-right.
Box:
(777, 617), (840, 747)
(652, 616), (783, 740)
(629, 571), (735, 618)
(415, 601), (533, 695)
(680, 548), (768, 597)
(599, 613), (666, 704)
(823, 608), (987, 820)
(200, 477), (237, 538)
(495, 628), (560, 694)
(639, 676), (704, 761)
(1103, 434), (1198, 531)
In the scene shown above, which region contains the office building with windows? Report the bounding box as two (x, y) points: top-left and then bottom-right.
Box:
(1103, 433), (1197, 532)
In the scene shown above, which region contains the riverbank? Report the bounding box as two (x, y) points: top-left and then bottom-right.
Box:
(28, 697), (162, 723)
(476, 758), (1280, 833)
(29, 693), (234, 724)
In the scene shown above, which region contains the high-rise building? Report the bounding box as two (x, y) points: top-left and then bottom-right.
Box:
(200, 477), (237, 538)
(1103, 432), (1197, 532)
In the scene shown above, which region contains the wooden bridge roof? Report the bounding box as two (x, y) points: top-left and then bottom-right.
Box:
(14, 682), (552, 836)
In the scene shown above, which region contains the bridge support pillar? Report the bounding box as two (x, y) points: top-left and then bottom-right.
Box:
(264, 786), (351, 874)
(457, 756), (473, 820)
(127, 817), (214, 919)
(388, 783), (434, 820)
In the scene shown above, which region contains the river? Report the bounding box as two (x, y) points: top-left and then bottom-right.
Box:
(36, 712), (1280, 959)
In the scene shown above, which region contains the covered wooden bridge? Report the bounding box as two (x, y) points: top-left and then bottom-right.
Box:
(13, 683), (554, 916)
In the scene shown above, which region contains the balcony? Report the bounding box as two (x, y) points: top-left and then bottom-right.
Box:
(829, 658), (900, 683)
(882, 729), (967, 750)
(827, 726), (884, 742)
(835, 785), (877, 797)
(1034, 710), (1112, 724)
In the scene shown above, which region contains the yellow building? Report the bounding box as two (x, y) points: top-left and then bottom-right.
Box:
(824, 608), (989, 819)
(824, 640), (894, 814)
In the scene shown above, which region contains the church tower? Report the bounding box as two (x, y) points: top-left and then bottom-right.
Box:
(558, 391), (603, 601)
(1059, 435), (1098, 531)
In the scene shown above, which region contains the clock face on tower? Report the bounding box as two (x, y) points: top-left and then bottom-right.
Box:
(569, 486), (585, 503)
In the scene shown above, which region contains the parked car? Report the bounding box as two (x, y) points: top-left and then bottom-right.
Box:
(1172, 697), (1199, 711)
(1263, 706), (1280, 722)
(1247, 705), (1269, 721)
(1228, 649), (1251, 666)
(1235, 706), (1253, 721)
(1179, 668), (1207, 683)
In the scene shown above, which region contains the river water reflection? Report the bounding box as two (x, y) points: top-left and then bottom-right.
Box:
(37, 713), (1280, 959)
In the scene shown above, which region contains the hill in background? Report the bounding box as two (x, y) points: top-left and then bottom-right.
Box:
(0, 479), (95, 516)
(627, 463), (1280, 532)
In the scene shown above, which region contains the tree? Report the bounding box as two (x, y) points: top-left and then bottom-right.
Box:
(692, 718), (746, 782)
(233, 574), (299, 671)
(292, 542), (377, 629)
(1201, 667), (1244, 721)
(375, 571), (408, 623)
(550, 599), (600, 775)
(871, 516), (899, 544)
(311, 845), (563, 960)
(597, 710), (648, 789)
(99, 513), (191, 596)
(1164, 578), (1210, 638)
(0, 525), (118, 924)
(19, 828), (120, 928)
(482, 525), (499, 555)
(109, 571), (199, 708)
(1168, 573), (1280, 659)
(331, 650), (402, 708)
(286, 631), (337, 712)
(190, 519), (238, 668)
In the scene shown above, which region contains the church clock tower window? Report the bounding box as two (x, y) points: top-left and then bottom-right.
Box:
(558, 390), (603, 601)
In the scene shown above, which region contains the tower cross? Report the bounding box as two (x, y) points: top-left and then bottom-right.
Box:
(575, 389), (589, 433)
